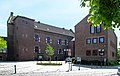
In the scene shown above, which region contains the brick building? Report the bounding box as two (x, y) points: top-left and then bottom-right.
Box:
(7, 12), (74, 61)
(75, 15), (117, 65)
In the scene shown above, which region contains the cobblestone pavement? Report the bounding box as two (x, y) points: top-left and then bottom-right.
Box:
(0, 61), (118, 76)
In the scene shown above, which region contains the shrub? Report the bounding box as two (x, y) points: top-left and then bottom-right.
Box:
(107, 61), (119, 66)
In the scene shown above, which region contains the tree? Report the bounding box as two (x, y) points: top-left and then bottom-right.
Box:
(117, 48), (120, 60)
(45, 44), (54, 62)
(80, 0), (120, 29)
(0, 36), (7, 52)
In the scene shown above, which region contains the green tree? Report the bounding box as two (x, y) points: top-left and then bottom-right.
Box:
(117, 48), (120, 60)
(0, 36), (7, 52)
(45, 44), (54, 62)
(80, 0), (120, 29)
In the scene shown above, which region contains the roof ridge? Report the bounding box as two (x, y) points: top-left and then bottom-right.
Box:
(35, 22), (72, 32)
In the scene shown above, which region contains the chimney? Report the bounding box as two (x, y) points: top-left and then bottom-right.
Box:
(10, 12), (13, 16)
(69, 29), (74, 33)
(38, 21), (40, 23)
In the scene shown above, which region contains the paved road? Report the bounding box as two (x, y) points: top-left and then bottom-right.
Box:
(0, 61), (118, 76)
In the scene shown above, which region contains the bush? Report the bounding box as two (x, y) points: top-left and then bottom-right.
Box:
(37, 62), (62, 65)
(107, 61), (120, 66)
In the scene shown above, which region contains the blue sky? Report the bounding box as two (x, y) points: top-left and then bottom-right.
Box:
(0, 0), (119, 48)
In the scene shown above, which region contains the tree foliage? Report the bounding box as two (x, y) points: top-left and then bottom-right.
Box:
(117, 48), (120, 60)
(0, 36), (7, 52)
(45, 44), (54, 62)
(81, 0), (120, 29)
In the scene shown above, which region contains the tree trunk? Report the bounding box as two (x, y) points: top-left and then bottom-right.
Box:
(49, 57), (51, 63)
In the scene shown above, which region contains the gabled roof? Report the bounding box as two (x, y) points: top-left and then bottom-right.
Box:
(7, 12), (34, 24)
(13, 16), (34, 21)
(7, 12), (74, 37)
(34, 22), (74, 37)
(75, 14), (90, 27)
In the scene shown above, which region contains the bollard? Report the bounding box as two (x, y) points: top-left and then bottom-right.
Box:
(78, 62), (80, 70)
(78, 63), (80, 70)
(14, 65), (16, 74)
(70, 62), (72, 71)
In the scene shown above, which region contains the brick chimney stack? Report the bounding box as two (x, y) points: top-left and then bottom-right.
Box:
(10, 12), (13, 16)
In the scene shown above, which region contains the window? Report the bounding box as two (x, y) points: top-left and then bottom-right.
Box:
(90, 25), (95, 34)
(86, 38), (91, 44)
(62, 40), (65, 45)
(46, 37), (52, 43)
(64, 40), (68, 45)
(86, 50), (91, 56)
(61, 39), (68, 45)
(22, 20), (28, 24)
(93, 38), (97, 44)
(99, 51), (104, 56)
(34, 34), (40, 42)
(58, 39), (62, 45)
(92, 50), (98, 56)
(34, 46), (39, 53)
(39, 48), (41, 53)
(112, 52), (114, 57)
(58, 49), (63, 54)
(99, 37), (104, 43)
(96, 25), (101, 33)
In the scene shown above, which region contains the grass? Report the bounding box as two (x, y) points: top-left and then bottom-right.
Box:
(36, 62), (62, 65)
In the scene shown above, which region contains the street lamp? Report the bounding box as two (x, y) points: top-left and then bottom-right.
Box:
(98, 49), (104, 68)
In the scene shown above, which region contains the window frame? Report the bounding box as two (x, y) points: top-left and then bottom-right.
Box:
(92, 50), (98, 56)
(58, 39), (62, 45)
(34, 34), (40, 42)
(58, 49), (63, 54)
(86, 38), (91, 44)
(64, 39), (68, 45)
(112, 52), (114, 57)
(99, 37), (104, 43)
(86, 50), (91, 56)
(46, 37), (52, 44)
(34, 46), (39, 53)
(92, 38), (98, 44)
(96, 25), (101, 33)
(90, 25), (95, 34)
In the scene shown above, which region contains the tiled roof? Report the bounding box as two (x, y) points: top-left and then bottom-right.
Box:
(7, 15), (34, 24)
(7, 13), (74, 37)
(34, 22), (74, 37)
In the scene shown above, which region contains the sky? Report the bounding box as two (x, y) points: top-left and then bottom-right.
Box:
(0, 0), (119, 48)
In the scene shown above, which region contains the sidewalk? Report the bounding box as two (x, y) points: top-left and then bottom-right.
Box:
(0, 61), (118, 76)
